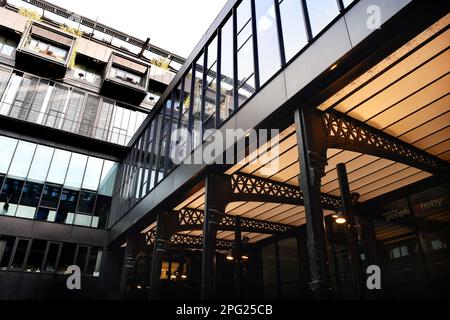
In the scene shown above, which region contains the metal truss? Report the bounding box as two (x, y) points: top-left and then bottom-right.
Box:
(177, 208), (294, 235)
(228, 173), (342, 211)
(146, 230), (233, 250)
(323, 111), (450, 175)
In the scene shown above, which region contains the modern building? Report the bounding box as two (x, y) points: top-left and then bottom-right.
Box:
(0, 0), (449, 300)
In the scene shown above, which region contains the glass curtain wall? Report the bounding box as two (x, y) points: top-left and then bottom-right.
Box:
(0, 68), (147, 145)
(0, 135), (117, 228)
(113, 0), (357, 221)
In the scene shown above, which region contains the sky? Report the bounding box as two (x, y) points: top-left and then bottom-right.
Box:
(48, 0), (229, 58)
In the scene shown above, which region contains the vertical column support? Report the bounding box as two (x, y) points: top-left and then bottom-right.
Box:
(337, 163), (366, 299)
(234, 216), (243, 299)
(119, 234), (143, 299)
(201, 172), (228, 300)
(295, 107), (331, 299)
(149, 212), (176, 300)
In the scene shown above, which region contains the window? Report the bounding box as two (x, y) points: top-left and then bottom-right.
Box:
(192, 55), (204, 148)
(46, 149), (71, 184)
(0, 67), (11, 103)
(109, 66), (143, 86)
(305, 0), (340, 37)
(0, 34), (17, 56)
(25, 37), (68, 62)
(27, 145), (54, 182)
(11, 238), (31, 269)
(219, 16), (234, 122)
(25, 239), (46, 272)
(61, 90), (85, 133)
(255, 0), (281, 84)
(82, 157), (103, 191)
(37, 184), (62, 221)
(204, 36), (218, 130)
(279, 0), (308, 61)
(0, 236), (15, 269)
(44, 242), (62, 272)
(16, 181), (44, 219)
(7, 75), (40, 121)
(0, 136), (17, 174)
(236, 0), (256, 107)
(58, 243), (76, 274)
(78, 95), (100, 138)
(7, 140), (36, 179)
(44, 84), (69, 129)
(64, 153), (88, 189)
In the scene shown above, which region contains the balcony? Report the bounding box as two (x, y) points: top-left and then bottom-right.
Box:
(102, 53), (150, 105)
(15, 22), (76, 78)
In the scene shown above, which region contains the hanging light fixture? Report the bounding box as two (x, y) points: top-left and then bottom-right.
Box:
(241, 254), (249, 261)
(334, 211), (347, 224)
(226, 249), (234, 261)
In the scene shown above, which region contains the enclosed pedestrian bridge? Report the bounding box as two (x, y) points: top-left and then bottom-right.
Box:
(105, 0), (449, 300)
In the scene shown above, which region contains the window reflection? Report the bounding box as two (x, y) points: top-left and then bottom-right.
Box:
(256, 0), (281, 84)
(219, 17), (234, 122)
(0, 136), (17, 174)
(82, 157), (103, 191)
(27, 145), (54, 182)
(279, 0), (308, 61)
(306, 0), (340, 37)
(236, 0), (255, 107)
(46, 150), (71, 185)
(65, 153), (87, 189)
(8, 141), (36, 179)
(25, 37), (68, 63)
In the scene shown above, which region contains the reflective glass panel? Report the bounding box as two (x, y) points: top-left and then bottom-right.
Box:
(8, 141), (36, 179)
(27, 145), (54, 182)
(0, 136), (17, 174)
(64, 153), (88, 189)
(82, 157), (103, 191)
(306, 0), (340, 37)
(279, 0), (308, 61)
(46, 150), (71, 184)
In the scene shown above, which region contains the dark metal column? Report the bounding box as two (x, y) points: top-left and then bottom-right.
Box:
(201, 172), (228, 300)
(149, 212), (173, 300)
(234, 216), (243, 299)
(119, 234), (141, 299)
(337, 163), (366, 299)
(295, 108), (331, 299)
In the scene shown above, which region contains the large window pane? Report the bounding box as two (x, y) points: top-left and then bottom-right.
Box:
(0, 136), (17, 174)
(37, 184), (62, 221)
(11, 239), (30, 269)
(64, 153), (88, 189)
(279, 0), (308, 61)
(27, 145), (54, 182)
(192, 55), (204, 148)
(44, 242), (61, 272)
(46, 150), (71, 184)
(219, 17), (234, 122)
(0, 74), (21, 116)
(25, 239), (46, 272)
(16, 181), (43, 219)
(7, 75), (40, 121)
(0, 67), (11, 99)
(8, 141), (36, 179)
(24, 80), (52, 124)
(306, 0), (340, 37)
(56, 189), (79, 224)
(256, 0), (281, 84)
(44, 84), (69, 129)
(0, 178), (24, 216)
(82, 157), (103, 191)
(98, 161), (118, 197)
(61, 90), (85, 133)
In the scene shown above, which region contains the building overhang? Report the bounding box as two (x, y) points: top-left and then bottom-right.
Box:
(15, 21), (76, 78)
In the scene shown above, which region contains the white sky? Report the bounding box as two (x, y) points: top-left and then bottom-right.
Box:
(48, 0), (229, 58)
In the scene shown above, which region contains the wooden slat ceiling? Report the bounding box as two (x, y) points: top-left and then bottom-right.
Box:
(141, 16), (449, 243)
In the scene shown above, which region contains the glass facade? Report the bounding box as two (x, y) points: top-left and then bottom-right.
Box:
(0, 67), (147, 145)
(113, 0), (355, 221)
(0, 135), (118, 228)
(0, 235), (102, 276)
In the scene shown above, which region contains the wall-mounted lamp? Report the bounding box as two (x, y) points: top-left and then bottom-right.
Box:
(226, 249), (234, 261)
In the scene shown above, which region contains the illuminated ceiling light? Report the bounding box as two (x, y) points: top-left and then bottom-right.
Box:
(330, 64), (338, 71)
(241, 255), (249, 261)
(332, 214), (339, 219)
(226, 249), (234, 261)
(336, 217), (347, 224)
(181, 275), (187, 279)
(137, 285), (142, 290)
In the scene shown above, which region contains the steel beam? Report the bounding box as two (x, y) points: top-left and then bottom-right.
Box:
(323, 111), (450, 175)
